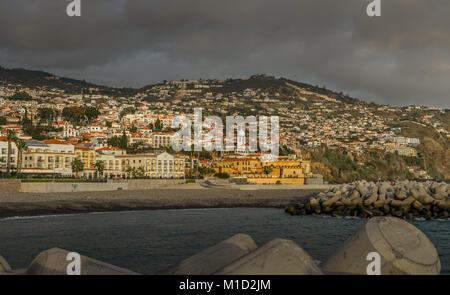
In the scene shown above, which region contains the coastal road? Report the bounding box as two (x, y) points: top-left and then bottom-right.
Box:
(0, 188), (325, 218)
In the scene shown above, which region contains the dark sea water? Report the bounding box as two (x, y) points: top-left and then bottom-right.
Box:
(0, 208), (448, 274)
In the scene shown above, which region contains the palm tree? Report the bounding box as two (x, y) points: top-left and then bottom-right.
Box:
(136, 167), (145, 178)
(6, 130), (16, 176)
(71, 157), (84, 178)
(94, 160), (105, 179)
(263, 166), (273, 175)
(125, 166), (135, 178)
(15, 138), (28, 177)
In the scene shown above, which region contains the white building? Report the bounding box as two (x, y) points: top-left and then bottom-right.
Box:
(0, 139), (18, 171)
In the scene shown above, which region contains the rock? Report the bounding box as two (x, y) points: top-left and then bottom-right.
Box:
(436, 199), (450, 209)
(373, 194), (385, 208)
(215, 239), (323, 275)
(395, 190), (407, 200)
(362, 209), (374, 217)
(379, 182), (391, 195)
(335, 200), (344, 206)
(26, 248), (139, 275)
(321, 217), (441, 275)
(0, 255), (12, 273)
(313, 206), (322, 214)
(356, 182), (369, 196)
(341, 198), (353, 206)
(386, 191), (395, 199)
(363, 192), (379, 207)
(322, 195), (341, 207)
(433, 193), (446, 200)
(158, 234), (257, 275)
(305, 203), (312, 214)
(349, 190), (361, 200)
(412, 200), (423, 210)
(285, 205), (297, 215)
(309, 197), (319, 207)
(382, 204), (391, 214)
(392, 210), (404, 218)
(390, 199), (402, 207)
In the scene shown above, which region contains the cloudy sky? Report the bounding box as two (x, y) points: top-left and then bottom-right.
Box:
(0, 0), (449, 108)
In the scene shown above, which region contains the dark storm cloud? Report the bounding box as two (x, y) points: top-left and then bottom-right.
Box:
(0, 0), (449, 108)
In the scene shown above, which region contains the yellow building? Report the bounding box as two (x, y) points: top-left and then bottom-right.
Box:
(75, 146), (96, 169)
(214, 156), (313, 185)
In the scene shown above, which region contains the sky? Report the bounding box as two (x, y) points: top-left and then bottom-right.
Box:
(0, 0), (449, 108)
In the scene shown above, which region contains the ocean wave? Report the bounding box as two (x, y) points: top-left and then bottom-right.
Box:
(0, 213), (83, 222)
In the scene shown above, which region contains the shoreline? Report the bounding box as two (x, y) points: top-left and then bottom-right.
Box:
(0, 188), (324, 219)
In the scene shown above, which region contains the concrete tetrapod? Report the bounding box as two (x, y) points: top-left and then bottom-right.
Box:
(215, 239), (323, 275)
(26, 248), (139, 275)
(158, 233), (257, 275)
(321, 217), (441, 275)
(0, 255), (12, 274)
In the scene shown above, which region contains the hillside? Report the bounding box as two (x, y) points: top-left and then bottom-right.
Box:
(390, 121), (450, 180)
(0, 66), (134, 96)
(1, 66), (448, 181)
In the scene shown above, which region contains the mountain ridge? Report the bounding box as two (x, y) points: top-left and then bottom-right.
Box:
(0, 66), (391, 108)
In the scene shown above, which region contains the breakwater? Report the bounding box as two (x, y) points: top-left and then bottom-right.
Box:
(0, 216), (442, 275)
(285, 181), (450, 220)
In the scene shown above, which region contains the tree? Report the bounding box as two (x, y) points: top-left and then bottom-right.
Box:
(136, 167), (145, 178)
(263, 166), (273, 175)
(85, 106), (99, 122)
(198, 166), (215, 177)
(15, 138), (28, 177)
(119, 107), (136, 119)
(107, 136), (122, 148)
(6, 130), (16, 176)
(154, 118), (163, 132)
(125, 166), (135, 178)
(129, 125), (138, 133)
(8, 91), (32, 101)
(0, 116), (7, 125)
(22, 108), (31, 126)
(62, 106), (85, 122)
(94, 160), (105, 178)
(37, 107), (56, 122)
(120, 130), (128, 149)
(71, 158), (84, 178)
(214, 172), (230, 179)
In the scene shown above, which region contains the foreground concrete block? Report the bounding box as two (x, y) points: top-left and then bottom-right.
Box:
(321, 217), (441, 275)
(0, 255), (12, 274)
(215, 239), (323, 275)
(26, 248), (139, 275)
(158, 234), (257, 275)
